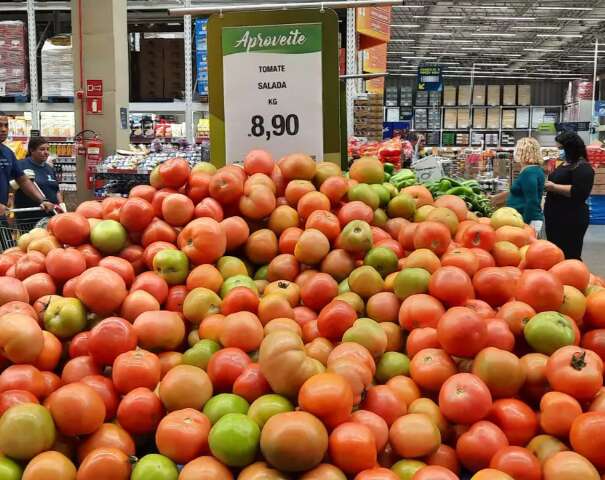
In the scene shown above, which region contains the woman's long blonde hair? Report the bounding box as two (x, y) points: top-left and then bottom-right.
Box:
(515, 137), (543, 166)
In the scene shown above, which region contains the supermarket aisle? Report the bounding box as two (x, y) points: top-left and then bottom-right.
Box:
(584, 226), (605, 278)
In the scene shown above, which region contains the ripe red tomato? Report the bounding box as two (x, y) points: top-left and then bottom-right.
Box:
(546, 346), (603, 401)
(456, 420), (509, 472)
(410, 348), (457, 392)
(406, 328), (440, 358)
(360, 385), (407, 426)
(112, 349), (161, 395)
(159, 157), (190, 188)
(570, 412), (605, 469)
(47, 382), (106, 436)
(68, 331), (90, 358)
(329, 422), (377, 474)
(317, 300), (357, 340)
(515, 269), (564, 313)
(299, 372), (354, 429)
(398, 294), (445, 331)
(439, 373), (493, 425)
(461, 223), (496, 250)
(155, 408), (211, 465)
(487, 398), (538, 446)
(232, 363), (271, 403)
(0, 389), (39, 415)
(413, 221), (452, 256)
(61, 355), (102, 384)
(80, 374), (119, 421)
(437, 307), (487, 358)
(429, 266), (474, 307)
(489, 446), (541, 480)
(117, 387), (165, 435)
(206, 347), (252, 392)
(87, 317), (137, 367)
(582, 329), (605, 362)
(472, 267), (515, 308)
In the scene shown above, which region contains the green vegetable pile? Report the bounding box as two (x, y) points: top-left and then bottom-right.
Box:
(385, 166), (494, 218)
(424, 177), (494, 217)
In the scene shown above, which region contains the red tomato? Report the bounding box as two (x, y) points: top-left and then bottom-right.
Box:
(360, 385), (407, 426)
(159, 157), (190, 188)
(570, 412), (605, 469)
(68, 331), (90, 358)
(207, 347), (252, 392)
(437, 307), (487, 358)
(112, 349), (161, 394)
(98, 256), (135, 288)
(410, 348), (457, 393)
(117, 387), (165, 435)
(156, 409), (211, 465)
(582, 329), (605, 362)
(80, 374), (120, 421)
(406, 328), (440, 358)
(398, 294), (445, 331)
(232, 363), (271, 403)
(461, 223), (496, 250)
(456, 420), (509, 472)
(429, 266), (474, 307)
(546, 346), (604, 401)
(0, 389), (39, 415)
(484, 319), (515, 351)
(87, 317), (137, 367)
(413, 221), (452, 256)
(61, 356), (102, 384)
(487, 398), (538, 446)
(515, 269), (564, 313)
(412, 466), (459, 480)
(472, 267), (515, 307)
(119, 197), (155, 232)
(47, 382), (106, 436)
(489, 446), (541, 480)
(439, 373), (493, 425)
(329, 422), (377, 474)
(317, 300), (357, 341)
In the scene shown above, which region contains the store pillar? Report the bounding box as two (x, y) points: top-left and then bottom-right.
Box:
(71, 0), (130, 202)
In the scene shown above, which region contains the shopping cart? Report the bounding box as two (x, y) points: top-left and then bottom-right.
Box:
(0, 207), (60, 251)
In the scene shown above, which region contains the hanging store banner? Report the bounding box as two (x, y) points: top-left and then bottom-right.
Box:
(417, 65), (443, 92)
(208, 10), (341, 166)
(356, 6), (391, 50)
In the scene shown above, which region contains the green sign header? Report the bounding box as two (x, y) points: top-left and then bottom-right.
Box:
(222, 23), (322, 56)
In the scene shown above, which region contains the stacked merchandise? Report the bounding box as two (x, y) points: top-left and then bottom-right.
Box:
(130, 114), (186, 143)
(137, 36), (184, 100)
(7, 115), (31, 139)
(587, 144), (605, 224)
(41, 35), (74, 98)
(195, 19), (208, 96)
(0, 21), (28, 97)
(354, 94), (384, 141)
(40, 112), (75, 138)
(50, 143), (77, 192)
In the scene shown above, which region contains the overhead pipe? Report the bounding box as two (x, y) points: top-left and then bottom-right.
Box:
(169, 0), (403, 16)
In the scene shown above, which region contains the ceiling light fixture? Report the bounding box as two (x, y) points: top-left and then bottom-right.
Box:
(408, 32), (452, 36)
(524, 48), (565, 52)
(511, 26), (560, 30)
(560, 60), (596, 63)
(461, 47), (500, 51)
(472, 33), (517, 37)
(391, 24), (422, 28)
(537, 34), (583, 38)
(480, 16), (536, 21)
(482, 53), (522, 57)
(490, 41), (534, 44)
(537, 6), (593, 11)
(390, 39), (416, 42)
(412, 15), (464, 19)
(473, 63), (509, 66)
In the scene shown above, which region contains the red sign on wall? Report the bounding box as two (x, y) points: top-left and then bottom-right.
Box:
(86, 79), (103, 98)
(86, 97), (103, 114)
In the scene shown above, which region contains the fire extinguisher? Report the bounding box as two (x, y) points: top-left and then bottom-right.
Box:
(75, 130), (103, 190)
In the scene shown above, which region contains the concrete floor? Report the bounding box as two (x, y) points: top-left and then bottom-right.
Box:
(583, 225), (605, 278)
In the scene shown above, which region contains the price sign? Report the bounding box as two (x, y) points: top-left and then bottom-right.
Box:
(412, 156), (444, 183)
(221, 23), (324, 164)
(208, 9), (341, 167)
(417, 65), (443, 92)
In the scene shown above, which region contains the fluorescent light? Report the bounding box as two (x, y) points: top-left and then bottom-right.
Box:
(429, 53), (468, 56)
(397, 56), (437, 60)
(557, 17), (605, 21)
(481, 16), (535, 21)
(429, 39), (474, 44)
(511, 26), (560, 30)
(537, 34), (583, 38)
(392, 5), (425, 8)
(390, 39), (416, 43)
(408, 32), (452, 36)
(412, 15), (464, 19)
(472, 33), (516, 37)
(474, 63), (508, 66)
(442, 25), (471, 28)
(524, 48), (564, 52)
(461, 47), (500, 51)
(465, 5), (510, 9)
(427, 62), (460, 65)
(560, 60), (596, 63)
(481, 53), (522, 57)
(537, 6), (593, 10)
(391, 24), (421, 28)
(491, 41), (533, 44)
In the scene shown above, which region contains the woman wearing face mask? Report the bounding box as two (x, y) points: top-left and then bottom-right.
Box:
(506, 137), (546, 234)
(544, 131), (595, 260)
(13, 136), (62, 224)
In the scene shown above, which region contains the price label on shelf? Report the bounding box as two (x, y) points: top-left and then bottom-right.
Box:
(221, 23), (324, 164)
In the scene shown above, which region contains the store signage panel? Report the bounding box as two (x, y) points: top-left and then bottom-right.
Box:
(356, 7), (391, 49)
(417, 65), (443, 92)
(86, 79), (103, 98)
(221, 23), (324, 164)
(208, 9), (341, 166)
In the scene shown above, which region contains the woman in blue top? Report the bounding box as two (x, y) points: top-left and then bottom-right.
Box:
(506, 137), (545, 230)
(14, 137), (62, 224)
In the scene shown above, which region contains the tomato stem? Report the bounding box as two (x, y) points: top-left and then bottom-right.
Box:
(570, 351), (587, 371)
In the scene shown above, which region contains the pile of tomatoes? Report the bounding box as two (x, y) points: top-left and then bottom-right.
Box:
(0, 151), (604, 480)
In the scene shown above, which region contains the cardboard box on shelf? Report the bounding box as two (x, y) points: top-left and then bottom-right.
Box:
(592, 184), (605, 195)
(503, 85), (516, 106)
(487, 108), (500, 129)
(487, 85), (500, 106)
(473, 108), (487, 129)
(443, 86), (457, 106)
(473, 85), (486, 106)
(518, 85), (531, 106)
(0, 21), (29, 96)
(594, 173), (605, 185)
(458, 85), (471, 106)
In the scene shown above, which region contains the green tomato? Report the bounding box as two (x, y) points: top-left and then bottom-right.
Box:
(182, 339), (221, 370)
(391, 459), (426, 480)
(248, 394), (294, 428)
(153, 249), (189, 285)
(376, 352), (410, 383)
(220, 275), (258, 298)
(209, 413), (260, 467)
(0, 455), (23, 480)
(524, 311), (575, 355)
(90, 219), (127, 254)
(0, 404), (56, 461)
(203, 393), (250, 424)
(131, 454), (178, 480)
(44, 296), (87, 339)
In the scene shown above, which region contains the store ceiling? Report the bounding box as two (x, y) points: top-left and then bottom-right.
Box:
(389, 0), (605, 80)
(3, 0), (605, 81)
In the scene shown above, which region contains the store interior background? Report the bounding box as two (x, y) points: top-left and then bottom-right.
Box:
(2, 0), (605, 272)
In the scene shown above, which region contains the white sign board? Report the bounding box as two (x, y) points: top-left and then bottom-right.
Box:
(412, 155), (445, 183)
(222, 23), (324, 164)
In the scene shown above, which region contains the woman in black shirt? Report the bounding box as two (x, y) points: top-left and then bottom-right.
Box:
(544, 131), (594, 260)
